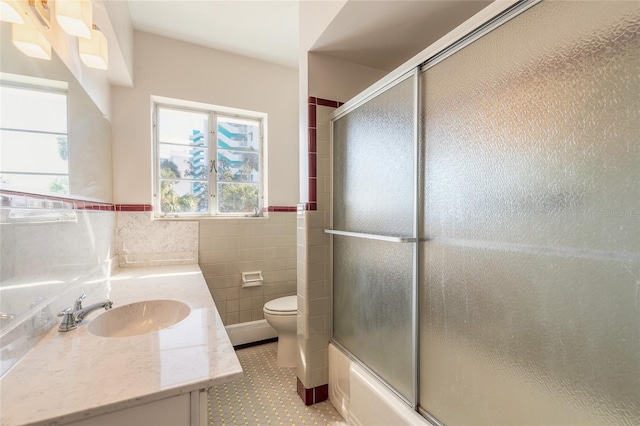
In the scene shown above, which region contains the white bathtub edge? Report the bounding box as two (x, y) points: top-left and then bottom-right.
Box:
(329, 342), (427, 426)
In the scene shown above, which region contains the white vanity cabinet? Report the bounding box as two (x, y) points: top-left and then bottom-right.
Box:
(66, 390), (208, 426)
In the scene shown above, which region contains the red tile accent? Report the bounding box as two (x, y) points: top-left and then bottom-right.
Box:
(308, 96), (317, 104)
(265, 206), (297, 212)
(307, 202), (317, 211)
(315, 384), (329, 403)
(308, 153), (317, 179)
(316, 98), (339, 108)
(0, 190), (155, 213)
(296, 377), (329, 406)
(115, 204), (153, 212)
(308, 178), (317, 203)
(297, 377), (314, 406)
(308, 104), (316, 129)
(308, 128), (317, 153)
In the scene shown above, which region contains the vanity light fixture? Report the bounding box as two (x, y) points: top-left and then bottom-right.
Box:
(79, 24), (107, 69)
(11, 18), (51, 60)
(0, 0), (24, 24)
(28, 0), (50, 28)
(55, 0), (92, 38)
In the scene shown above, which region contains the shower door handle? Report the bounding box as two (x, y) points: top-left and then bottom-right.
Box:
(324, 229), (417, 243)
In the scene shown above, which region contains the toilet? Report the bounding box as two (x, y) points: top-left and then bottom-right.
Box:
(263, 295), (297, 367)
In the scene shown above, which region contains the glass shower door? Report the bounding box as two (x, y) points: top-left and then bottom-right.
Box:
(419, 1), (640, 424)
(331, 72), (417, 403)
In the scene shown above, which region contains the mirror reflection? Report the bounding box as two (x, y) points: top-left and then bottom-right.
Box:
(0, 20), (114, 337)
(0, 22), (112, 201)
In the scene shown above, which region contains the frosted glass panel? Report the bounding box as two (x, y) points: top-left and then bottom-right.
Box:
(333, 76), (415, 237)
(419, 1), (640, 425)
(333, 235), (414, 400)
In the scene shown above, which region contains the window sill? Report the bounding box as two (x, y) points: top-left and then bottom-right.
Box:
(152, 214), (270, 221)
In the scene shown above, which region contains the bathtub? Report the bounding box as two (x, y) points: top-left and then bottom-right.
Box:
(329, 343), (427, 426)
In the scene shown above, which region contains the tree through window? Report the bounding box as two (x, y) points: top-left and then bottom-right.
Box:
(154, 102), (264, 217)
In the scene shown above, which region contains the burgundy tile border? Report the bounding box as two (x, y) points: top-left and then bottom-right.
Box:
(308, 153), (317, 178)
(307, 96), (342, 211)
(0, 189), (115, 211)
(308, 178), (317, 203)
(1, 190), (297, 215)
(264, 206), (298, 213)
(296, 377), (328, 406)
(0, 190), (162, 213)
(115, 204), (153, 212)
(308, 128), (317, 153)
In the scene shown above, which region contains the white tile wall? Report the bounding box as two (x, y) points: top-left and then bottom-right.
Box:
(297, 208), (331, 389)
(199, 213), (297, 325)
(297, 104), (335, 390)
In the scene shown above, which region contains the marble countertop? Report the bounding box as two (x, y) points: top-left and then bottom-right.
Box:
(0, 265), (243, 426)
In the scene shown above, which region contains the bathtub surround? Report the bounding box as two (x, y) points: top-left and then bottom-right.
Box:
(296, 100), (339, 404)
(198, 213), (297, 326)
(116, 211), (199, 268)
(0, 191), (116, 377)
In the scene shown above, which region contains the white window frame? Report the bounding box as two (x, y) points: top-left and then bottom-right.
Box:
(152, 97), (267, 219)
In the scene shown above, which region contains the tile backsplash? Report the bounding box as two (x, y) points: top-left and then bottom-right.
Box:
(199, 213), (297, 325)
(116, 211), (198, 267)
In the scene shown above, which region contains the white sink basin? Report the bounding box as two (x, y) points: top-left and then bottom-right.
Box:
(88, 300), (190, 338)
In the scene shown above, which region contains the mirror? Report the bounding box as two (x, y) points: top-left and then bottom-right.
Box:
(0, 22), (112, 202)
(0, 20), (114, 348)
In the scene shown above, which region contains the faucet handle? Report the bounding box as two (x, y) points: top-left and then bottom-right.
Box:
(57, 307), (77, 332)
(74, 294), (87, 310)
(57, 307), (73, 317)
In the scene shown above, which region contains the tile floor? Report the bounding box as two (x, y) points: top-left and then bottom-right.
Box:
(208, 341), (345, 425)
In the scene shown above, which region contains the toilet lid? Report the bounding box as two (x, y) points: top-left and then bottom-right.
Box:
(264, 296), (297, 313)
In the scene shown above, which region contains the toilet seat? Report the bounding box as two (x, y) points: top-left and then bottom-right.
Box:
(263, 295), (297, 316)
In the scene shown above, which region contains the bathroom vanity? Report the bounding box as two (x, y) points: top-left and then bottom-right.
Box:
(0, 265), (242, 426)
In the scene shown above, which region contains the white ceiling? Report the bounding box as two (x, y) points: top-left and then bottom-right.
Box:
(312, 0), (492, 71)
(126, 0), (300, 69)
(126, 0), (492, 72)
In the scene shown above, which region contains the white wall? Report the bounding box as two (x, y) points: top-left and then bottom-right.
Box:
(111, 31), (299, 206)
(308, 52), (388, 102)
(298, 0), (348, 202)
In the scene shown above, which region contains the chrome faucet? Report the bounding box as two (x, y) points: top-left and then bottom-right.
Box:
(58, 294), (113, 332)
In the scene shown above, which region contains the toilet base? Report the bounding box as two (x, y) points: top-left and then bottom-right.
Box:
(276, 333), (296, 368)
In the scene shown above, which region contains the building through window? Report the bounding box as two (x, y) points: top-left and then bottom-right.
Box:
(153, 101), (265, 217)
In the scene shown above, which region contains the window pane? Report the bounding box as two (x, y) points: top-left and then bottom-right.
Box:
(217, 116), (260, 151)
(0, 173), (68, 194)
(159, 180), (208, 214)
(159, 143), (208, 179)
(217, 149), (259, 183)
(158, 108), (208, 146)
(0, 86), (67, 133)
(0, 130), (68, 174)
(217, 182), (259, 214)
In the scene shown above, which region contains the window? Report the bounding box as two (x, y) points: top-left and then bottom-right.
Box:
(0, 82), (69, 194)
(153, 100), (265, 217)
